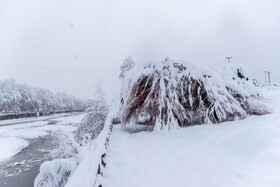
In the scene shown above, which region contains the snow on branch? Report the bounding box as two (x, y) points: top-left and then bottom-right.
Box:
(120, 59), (271, 130)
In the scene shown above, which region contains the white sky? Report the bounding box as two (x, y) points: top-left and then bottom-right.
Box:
(0, 0), (279, 101)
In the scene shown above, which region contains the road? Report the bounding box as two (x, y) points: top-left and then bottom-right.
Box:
(0, 113), (87, 187)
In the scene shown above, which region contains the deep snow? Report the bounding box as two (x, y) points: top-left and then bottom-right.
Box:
(102, 90), (280, 187)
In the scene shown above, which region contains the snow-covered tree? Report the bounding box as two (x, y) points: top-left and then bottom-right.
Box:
(119, 56), (135, 79)
(76, 84), (109, 145)
(120, 59), (270, 131)
(0, 79), (95, 114)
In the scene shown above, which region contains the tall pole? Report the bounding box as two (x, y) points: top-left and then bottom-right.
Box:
(225, 57), (232, 63)
(264, 71), (272, 84)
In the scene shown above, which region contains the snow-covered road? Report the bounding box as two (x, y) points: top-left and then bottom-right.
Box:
(103, 90), (280, 187)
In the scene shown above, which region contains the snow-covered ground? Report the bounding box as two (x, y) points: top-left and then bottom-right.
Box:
(102, 90), (280, 187)
(0, 137), (29, 162)
(0, 113), (87, 163)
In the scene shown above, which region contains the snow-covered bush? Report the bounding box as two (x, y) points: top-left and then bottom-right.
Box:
(76, 84), (109, 145)
(51, 131), (80, 159)
(0, 79), (95, 114)
(34, 130), (81, 187)
(120, 59), (270, 130)
(34, 159), (77, 187)
(75, 111), (108, 146)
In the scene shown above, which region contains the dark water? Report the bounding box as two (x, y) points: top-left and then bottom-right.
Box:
(0, 135), (56, 187)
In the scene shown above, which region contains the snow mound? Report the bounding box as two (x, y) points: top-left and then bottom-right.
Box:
(120, 59), (270, 130)
(34, 159), (77, 187)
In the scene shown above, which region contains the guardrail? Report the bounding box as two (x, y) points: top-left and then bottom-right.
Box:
(0, 110), (85, 120)
(65, 117), (113, 187)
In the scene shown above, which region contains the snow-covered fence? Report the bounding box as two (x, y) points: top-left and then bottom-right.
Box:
(0, 110), (84, 121)
(65, 113), (113, 187)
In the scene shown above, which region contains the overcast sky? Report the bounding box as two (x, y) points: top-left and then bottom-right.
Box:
(0, 0), (279, 101)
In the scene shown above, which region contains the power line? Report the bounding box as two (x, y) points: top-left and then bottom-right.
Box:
(0, 64), (118, 72)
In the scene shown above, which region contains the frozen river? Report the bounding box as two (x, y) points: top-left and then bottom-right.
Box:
(0, 113), (87, 187)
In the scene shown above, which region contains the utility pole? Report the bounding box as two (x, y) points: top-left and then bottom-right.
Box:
(264, 71), (272, 84)
(225, 57), (232, 64)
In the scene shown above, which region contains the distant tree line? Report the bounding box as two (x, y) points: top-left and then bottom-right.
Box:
(0, 79), (95, 115)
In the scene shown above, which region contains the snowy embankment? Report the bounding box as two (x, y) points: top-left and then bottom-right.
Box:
(64, 114), (113, 187)
(0, 137), (28, 162)
(102, 90), (280, 187)
(34, 107), (113, 187)
(0, 114), (86, 163)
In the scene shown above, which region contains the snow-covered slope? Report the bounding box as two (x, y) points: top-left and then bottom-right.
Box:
(102, 90), (280, 187)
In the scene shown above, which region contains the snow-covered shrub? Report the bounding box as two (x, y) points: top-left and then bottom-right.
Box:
(51, 131), (80, 159)
(76, 84), (109, 145)
(75, 111), (108, 146)
(34, 131), (81, 187)
(34, 159), (77, 187)
(120, 59), (270, 130)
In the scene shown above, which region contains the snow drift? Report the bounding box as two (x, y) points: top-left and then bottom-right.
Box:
(120, 59), (270, 130)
